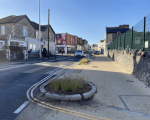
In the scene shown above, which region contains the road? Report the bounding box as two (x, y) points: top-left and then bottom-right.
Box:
(0, 55), (82, 120)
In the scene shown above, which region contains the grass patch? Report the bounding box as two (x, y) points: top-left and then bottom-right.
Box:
(50, 74), (85, 93)
(78, 58), (89, 65)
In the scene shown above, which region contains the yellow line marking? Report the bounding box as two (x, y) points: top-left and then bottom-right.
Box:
(33, 97), (111, 120)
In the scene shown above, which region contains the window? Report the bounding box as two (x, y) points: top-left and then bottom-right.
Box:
(33, 44), (36, 51)
(29, 44), (36, 51)
(71, 38), (72, 44)
(0, 42), (3, 50)
(1, 25), (5, 35)
(36, 31), (42, 39)
(36, 31), (38, 39)
(49, 34), (51, 40)
(30, 44), (32, 50)
(23, 27), (27, 36)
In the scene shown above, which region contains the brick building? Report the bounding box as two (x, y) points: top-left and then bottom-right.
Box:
(55, 33), (82, 53)
(104, 24), (130, 55)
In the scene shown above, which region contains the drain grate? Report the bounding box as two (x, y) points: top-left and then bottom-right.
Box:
(66, 69), (82, 73)
(120, 95), (150, 111)
(92, 66), (98, 68)
(126, 80), (134, 82)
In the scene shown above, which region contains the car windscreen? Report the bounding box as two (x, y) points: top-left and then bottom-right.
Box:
(76, 50), (82, 52)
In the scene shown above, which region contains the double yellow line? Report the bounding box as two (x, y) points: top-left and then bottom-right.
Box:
(38, 101), (111, 120)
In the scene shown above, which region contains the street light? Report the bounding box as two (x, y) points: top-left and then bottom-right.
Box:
(39, 0), (41, 58)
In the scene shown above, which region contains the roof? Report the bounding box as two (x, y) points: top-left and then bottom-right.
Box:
(0, 15), (25, 24)
(30, 21), (46, 31)
(0, 15), (55, 34)
(42, 25), (55, 34)
(107, 27), (129, 33)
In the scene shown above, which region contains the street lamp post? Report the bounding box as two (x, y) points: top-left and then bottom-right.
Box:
(39, 0), (41, 58)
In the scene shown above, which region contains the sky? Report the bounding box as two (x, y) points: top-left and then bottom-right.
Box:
(0, 0), (150, 45)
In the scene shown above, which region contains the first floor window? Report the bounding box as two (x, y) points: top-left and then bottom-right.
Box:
(23, 27), (27, 36)
(49, 34), (51, 40)
(1, 25), (5, 35)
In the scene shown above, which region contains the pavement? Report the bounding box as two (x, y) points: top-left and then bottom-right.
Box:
(14, 54), (150, 120)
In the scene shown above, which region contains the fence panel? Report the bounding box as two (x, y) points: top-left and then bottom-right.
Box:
(124, 29), (132, 50)
(132, 18), (144, 50)
(120, 33), (125, 50)
(145, 14), (150, 51)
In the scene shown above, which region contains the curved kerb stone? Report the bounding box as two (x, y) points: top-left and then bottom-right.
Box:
(40, 81), (49, 95)
(83, 81), (97, 99)
(40, 80), (96, 100)
(45, 93), (81, 100)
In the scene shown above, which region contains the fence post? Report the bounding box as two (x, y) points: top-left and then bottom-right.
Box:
(131, 27), (133, 49)
(120, 36), (121, 49)
(143, 17), (146, 51)
(124, 33), (126, 50)
(117, 38), (118, 49)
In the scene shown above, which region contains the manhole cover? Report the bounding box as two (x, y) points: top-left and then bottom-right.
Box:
(120, 95), (150, 111)
(65, 69), (82, 73)
(126, 80), (134, 82)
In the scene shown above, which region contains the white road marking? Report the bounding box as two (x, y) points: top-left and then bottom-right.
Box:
(0, 64), (29, 71)
(14, 101), (30, 114)
(0, 64), (18, 69)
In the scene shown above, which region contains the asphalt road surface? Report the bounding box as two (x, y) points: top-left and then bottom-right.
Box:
(0, 55), (82, 120)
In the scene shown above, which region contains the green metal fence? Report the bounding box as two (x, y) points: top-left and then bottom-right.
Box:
(107, 14), (150, 51)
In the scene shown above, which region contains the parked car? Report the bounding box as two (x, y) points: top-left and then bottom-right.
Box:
(75, 50), (84, 57)
(94, 51), (100, 55)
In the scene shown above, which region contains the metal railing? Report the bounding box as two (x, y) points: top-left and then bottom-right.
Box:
(108, 14), (150, 51)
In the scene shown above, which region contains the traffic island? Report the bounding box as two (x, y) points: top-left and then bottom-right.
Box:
(78, 58), (89, 65)
(40, 78), (97, 101)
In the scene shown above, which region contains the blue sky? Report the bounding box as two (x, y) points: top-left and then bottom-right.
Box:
(0, 0), (150, 45)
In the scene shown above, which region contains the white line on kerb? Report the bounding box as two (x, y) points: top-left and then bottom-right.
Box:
(14, 101), (30, 114)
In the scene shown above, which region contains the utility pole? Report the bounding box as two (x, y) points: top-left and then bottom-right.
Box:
(48, 9), (50, 58)
(39, 0), (41, 58)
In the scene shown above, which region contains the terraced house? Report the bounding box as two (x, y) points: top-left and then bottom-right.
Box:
(0, 15), (55, 61)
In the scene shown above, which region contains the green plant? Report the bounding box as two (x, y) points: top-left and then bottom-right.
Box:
(78, 58), (89, 65)
(50, 74), (85, 92)
(50, 79), (62, 91)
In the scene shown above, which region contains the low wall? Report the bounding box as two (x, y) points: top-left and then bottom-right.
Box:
(28, 53), (39, 58)
(106, 48), (150, 87)
(10, 46), (27, 60)
(0, 50), (7, 62)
